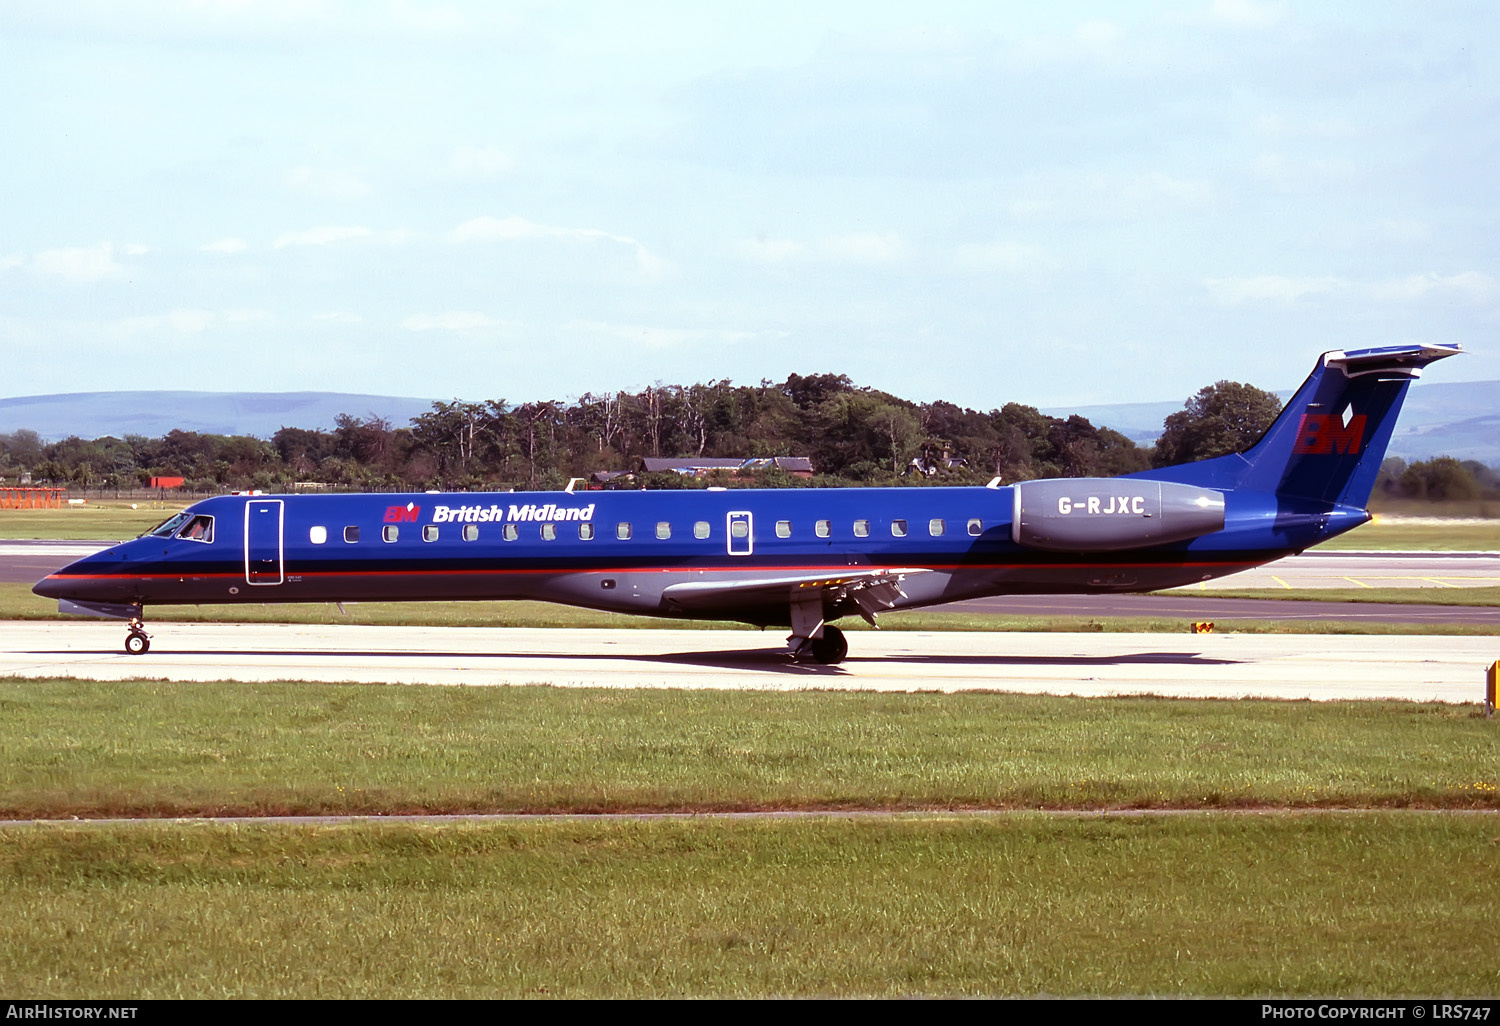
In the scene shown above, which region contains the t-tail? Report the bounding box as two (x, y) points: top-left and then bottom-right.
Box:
(1139, 343), (1463, 509)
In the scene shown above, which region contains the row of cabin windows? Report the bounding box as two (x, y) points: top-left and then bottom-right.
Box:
(311, 518), (986, 545)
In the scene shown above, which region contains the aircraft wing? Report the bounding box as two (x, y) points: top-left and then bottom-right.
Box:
(660, 567), (929, 624)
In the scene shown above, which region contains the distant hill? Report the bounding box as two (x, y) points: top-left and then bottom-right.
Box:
(0, 391), (437, 441)
(1049, 380), (1500, 467)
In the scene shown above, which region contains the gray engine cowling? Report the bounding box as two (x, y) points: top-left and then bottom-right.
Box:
(1011, 478), (1225, 552)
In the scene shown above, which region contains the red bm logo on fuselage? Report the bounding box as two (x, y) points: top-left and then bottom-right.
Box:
(383, 504), (421, 523)
(1293, 413), (1366, 455)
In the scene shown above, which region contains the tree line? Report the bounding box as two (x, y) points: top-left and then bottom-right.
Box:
(1, 373), (1494, 501)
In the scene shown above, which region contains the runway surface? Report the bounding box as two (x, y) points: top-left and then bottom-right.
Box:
(0, 622), (1493, 704)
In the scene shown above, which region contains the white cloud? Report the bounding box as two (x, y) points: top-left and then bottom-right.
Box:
(1370, 272), (1497, 304)
(1205, 272), (1497, 305)
(31, 243), (124, 281)
(117, 309), (214, 335)
(952, 241), (1054, 275)
(822, 232), (904, 264)
(402, 312), (507, 333)
(566, 319), (767, 351)
(1209, 0), (1284, 29)
(201, 237), (248, 254)
(449, 215), (672, 280)
(450, 215), (625, 246)
(286, 165), (374, 200)
(1, 254), (23, 272)
(110, 308), (273, 338)
(736, 237), (805, 263)
(312, 311), (363, 324)
(448, 145), (515, 180)
(1252, 153), (1358, 191)
(737, 232), (905, 266)
(273, 225), (375, 248)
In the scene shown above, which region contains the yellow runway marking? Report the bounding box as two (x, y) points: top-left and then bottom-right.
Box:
(1343, 577), (1375, 589)
(1272, 576), (1291, 589)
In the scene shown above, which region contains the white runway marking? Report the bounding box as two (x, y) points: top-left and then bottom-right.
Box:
(0, 622), (1493, 704)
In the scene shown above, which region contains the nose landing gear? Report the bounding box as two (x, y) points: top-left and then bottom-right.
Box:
(124, 618), (151, 655)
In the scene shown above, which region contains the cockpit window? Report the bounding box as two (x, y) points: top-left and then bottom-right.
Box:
(176, 515), (214, 543)
(145, 512), (192, 538)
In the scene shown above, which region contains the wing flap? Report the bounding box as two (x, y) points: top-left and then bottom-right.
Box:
(660, 568), (928, 619)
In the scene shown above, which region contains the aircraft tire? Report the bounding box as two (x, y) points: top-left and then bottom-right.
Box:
(809, 625), (847, 665)
(125, 631), (150, 656)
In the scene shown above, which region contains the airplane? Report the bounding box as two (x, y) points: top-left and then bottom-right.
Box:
(33, 343), (1461, 662)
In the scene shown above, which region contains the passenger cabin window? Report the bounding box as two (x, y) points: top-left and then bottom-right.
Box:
(929, 519), (945, 537)
(503, 523), (519, 542)
(463, 525), (479, 542)
(730, 520), (749, 540)
(423, 525), (439, 542)
(890, 519), (907, 538)
(853, 519), (870, 538)
(344, 526), (360, 543)
(776, 520), (791, 538)
(309, 526), (327, 545)
(815, 520), (831, 538)
(176, 515), (214, 543)
(656, 522), (671, 540)
(579, 523), (595, 540)
(383, 525), (399, 543)
(967, 518), (983, 536)
(541, 523), (557, 541)
(693, 521), (710, 540)
(616, 522), (632, 540)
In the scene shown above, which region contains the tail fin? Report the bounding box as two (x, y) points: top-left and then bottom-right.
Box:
(1145, 344), (1462, 508)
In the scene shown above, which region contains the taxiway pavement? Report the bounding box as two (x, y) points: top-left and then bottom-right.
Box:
(0, 622), (1493, 704)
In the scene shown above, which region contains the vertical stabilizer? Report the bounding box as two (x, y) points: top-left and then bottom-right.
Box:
(1142, 344), (1462, 508)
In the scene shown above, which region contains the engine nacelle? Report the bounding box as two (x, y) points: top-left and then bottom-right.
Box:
(1011, 478), (1225, 552)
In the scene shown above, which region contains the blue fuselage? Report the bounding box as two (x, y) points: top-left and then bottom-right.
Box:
(34, 484), (1367, 627)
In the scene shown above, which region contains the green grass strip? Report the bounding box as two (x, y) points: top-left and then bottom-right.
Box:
(3, 681), (1497, 818)
(3, 815), (1499, 997)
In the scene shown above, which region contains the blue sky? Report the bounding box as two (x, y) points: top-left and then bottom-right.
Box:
(2, 0), (1495, 413)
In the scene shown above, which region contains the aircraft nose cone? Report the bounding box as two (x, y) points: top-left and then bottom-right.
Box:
(32, 573), (74, 600)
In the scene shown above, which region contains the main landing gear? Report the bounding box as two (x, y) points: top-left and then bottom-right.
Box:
(124, 618), (151, 655)
(787, 598), (849, 665)
(789, 623), (848, 665)
(806, 624), (848, 664)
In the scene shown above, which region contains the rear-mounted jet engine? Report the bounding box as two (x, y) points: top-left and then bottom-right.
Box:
(1012, 478), (1225, 552)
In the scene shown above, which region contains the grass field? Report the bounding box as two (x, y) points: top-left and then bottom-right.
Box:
(4, 680), (1496, 818)
(3, 814), (1499, 997)
(0, 503), (173, 540)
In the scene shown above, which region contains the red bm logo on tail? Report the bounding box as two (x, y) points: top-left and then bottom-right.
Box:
(1293, 413), (1366, 455)
(383, 504), (421, 522)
